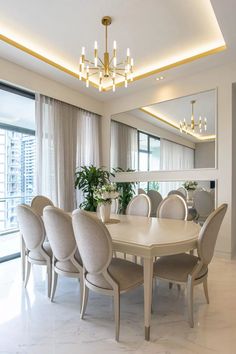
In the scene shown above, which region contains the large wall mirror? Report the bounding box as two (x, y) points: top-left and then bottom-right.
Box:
(110, 89), (216, 171)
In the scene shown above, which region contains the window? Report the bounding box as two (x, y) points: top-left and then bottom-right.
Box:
(138, 131), (160, 192)
(0, 83), (35, 262)
(138, 131), (160, 171)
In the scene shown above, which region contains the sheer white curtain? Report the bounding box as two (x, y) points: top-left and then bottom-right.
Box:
(159, 139), (194, 197)
(110, 120), (138, 170)
(36, 94), (100, 211)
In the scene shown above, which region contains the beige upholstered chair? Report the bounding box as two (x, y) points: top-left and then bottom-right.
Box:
(147, 190), (163, 217)
(138, 188), (146, 194)
(153, 204), (227, 327)
(194, 190), (215, 225)
(126, 194), (151, 217)
(43, 206), (83, 303)
(31, 195), (54, 216)
(157, 195), (188, 220)
(177, 186), (188, 200)
(16, 204), (52, 297)
(72, 210), (144, 341)
(168, 189), (187, 201)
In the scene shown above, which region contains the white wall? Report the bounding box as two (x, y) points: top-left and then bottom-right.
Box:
(195, 141), (215, 168)
(0, 57), (104, 115)
(112, 112), (195, 149)
(102, 62), (236, 259)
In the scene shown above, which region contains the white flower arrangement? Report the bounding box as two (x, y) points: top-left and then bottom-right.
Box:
(183, 180), (198, 191)
(93, 184), (119, 204)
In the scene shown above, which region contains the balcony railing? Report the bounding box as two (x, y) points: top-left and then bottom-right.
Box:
(0, 195), (34, 236)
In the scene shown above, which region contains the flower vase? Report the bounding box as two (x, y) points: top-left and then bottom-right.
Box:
(99, 202), (111, 223)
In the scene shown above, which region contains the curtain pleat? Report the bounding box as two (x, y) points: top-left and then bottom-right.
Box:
(35, 94), (101, 211)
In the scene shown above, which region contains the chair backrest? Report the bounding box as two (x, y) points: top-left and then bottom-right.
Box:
(126, 194), (151, 217)
(16, 204), (45, 250)
(193, 190), (214, 218)
(138, 188), (146, 194)
(72, 210), (112, 274)
(31, 195), (54, 216)
(198, 204), (227, 265)
(177, 187), (188, 199)
(157, 195), (188, 220)
(168, 189), (187, 201)
(43, 206), (78, 262)
(147, 190), (163, 217)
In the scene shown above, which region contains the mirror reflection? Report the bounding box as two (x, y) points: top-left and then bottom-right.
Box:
(110, 90), (216, 171)
(138, 180), (215, 224)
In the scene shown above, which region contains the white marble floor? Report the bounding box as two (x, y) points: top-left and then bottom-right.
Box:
(0, 257), (236, 354)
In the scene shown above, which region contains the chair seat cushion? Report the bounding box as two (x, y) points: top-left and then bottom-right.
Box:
(55, 250), (82, 273)
(29, 241), (52, 261)
(153, 253), (208, 283)
(86, 258), (143, 291)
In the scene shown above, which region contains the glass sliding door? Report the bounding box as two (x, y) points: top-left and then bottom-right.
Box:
(0, 83), (35, 262)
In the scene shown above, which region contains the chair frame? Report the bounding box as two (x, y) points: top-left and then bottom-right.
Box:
(43, 206), (83, 305)
(154, 204), (227, 327)
(157, 194), (188, 220)
(72, 210), (143, 341)
(17, 204), (52, 297)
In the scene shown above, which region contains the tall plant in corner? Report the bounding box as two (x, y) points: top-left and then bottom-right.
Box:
(75, 165), (113, 211)
(113, 167), (137, 214)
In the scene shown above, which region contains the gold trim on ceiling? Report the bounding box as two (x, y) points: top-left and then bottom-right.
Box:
(0, 33), (226, 92)
(140, 107), (216, 141)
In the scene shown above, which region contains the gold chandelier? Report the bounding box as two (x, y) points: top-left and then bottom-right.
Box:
(79, 16), (134, 92)
(179, 100), (207, 134)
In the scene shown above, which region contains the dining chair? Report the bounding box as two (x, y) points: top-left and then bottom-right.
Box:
(43, 206), (83, 304)
(177, 186), (188, 200)
(147, 190), (163, 217)
(193, 190), (215, 225)
(153, 203), (227, 327)
(157, 195), (188, 220)
(138, 188), (146, 194)
(126, 194), (151, 262)
(16, 204), (52, 297)
(126, 194), (151, 217)
(168, 189), (187, 201)
(31, 195), (54, 216)
(72, 210), (144, 341)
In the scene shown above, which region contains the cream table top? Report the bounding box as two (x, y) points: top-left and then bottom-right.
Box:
(106, 214), (200, 257)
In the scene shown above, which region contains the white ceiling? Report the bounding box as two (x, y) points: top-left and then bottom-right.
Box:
(0, 1), (235, 101)
(129, 90), (216, 143)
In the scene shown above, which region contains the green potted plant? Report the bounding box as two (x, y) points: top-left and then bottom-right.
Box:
(75, 165), (113, 211)
(113, 167), (137, 214)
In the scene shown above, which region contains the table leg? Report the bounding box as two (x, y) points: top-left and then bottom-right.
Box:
(143, 257), (153, 341)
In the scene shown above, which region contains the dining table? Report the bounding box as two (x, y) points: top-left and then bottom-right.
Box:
(105, 214), (201, 341)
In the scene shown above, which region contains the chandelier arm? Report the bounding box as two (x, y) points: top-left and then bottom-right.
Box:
(98, 57), (104, 66)
(88, 71), (100, 77)
(115, 72), (126, 77)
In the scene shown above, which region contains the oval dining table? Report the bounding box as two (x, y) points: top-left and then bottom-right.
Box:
(105, 214), (201, 341)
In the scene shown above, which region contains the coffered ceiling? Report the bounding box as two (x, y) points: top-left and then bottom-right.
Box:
(0, 0), (234, 101)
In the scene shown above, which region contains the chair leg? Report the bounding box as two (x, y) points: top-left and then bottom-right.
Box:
(79, 276), (84, 311)
(47, 261), (52, 298)
(20, 235), (26, 282)
(131, 255), (137, 263)
(24, 260), (31, 288)
(114, 292), (120, 342)
(50, 269), (58, 302)
(169, 282), (173, 289)
(80, 283), (89, 319)
(203, 278), (210, 304)
(187, 276), (194, 328)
